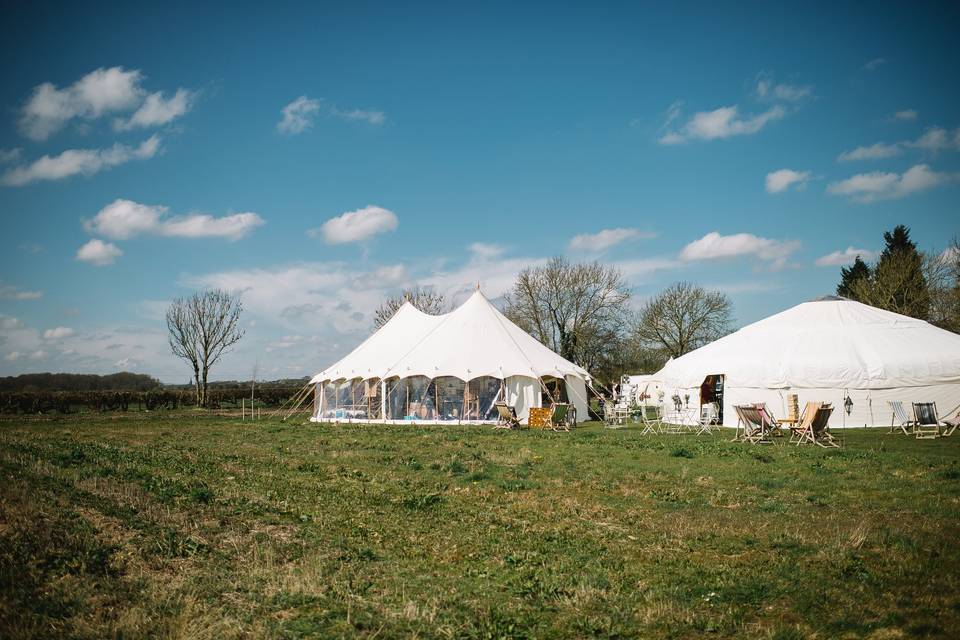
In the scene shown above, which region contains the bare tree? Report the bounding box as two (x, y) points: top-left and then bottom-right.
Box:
(503, 257), (631, 375)
(166, 290), (245, 407)
(632, 282), (732, 359)
(374, 287), (447, 328)
(925, 239), (960, 333)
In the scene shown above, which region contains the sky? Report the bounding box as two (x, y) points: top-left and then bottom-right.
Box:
(0, 1), (958, 383)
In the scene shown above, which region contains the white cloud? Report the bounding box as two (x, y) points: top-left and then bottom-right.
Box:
(892, 109), (917, 121)
(43, 327), (75, 340)
(660, 105), (785, 144)
(114, 88), (195, 130)
(0, 148), (22, 164)
(311, 205), (398, 244)
(1, 135), (160, 186)
(755, 76), (812, 102)
(76, 239), (123, 266)
(863, 58), (886, 71)
(815, 247), (878, 266)
(468, 243), (506, 259)
(837, 142), (902, 162)
(19, 67), (145, 140)
(4, 351), (21, 362)
(906, 127), (960, 152)
(0, 283), (42, 300)
(681, 231), (801, 269)
(827, 164), (959, 203)
(568, 228), (655, 252)
(765, 169), (811, 193)
(83, 199), (264, 241)
(331, 106), (386, 125)
(277, 96), (321, 134)
(279, 97), (386, 133)
(0, 315), (24, 330)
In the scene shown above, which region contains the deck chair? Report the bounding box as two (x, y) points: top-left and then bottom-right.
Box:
(941, 406), (960, 437)
(733, 404), (773, 444)
(794, 403), (838, 447)
(888, 401), (914, 435)
(912, 402), (941, 439)
(696, 403), (719, 435)
(494, 402), (521, 430)
(638, 405), (662, 435)
(549, 403), (571, 432)
(789, 402), (819, 443)
(756, 403), (782, 436)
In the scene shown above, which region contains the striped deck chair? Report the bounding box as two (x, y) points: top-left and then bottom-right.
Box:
(549, 403), (571, 432)
(794, 403), (838, 447)
(942, 406), (960, 437)
(734, 404), (773, 444)
(888, 401), (914, 435)
(494, 402), (521, 429)
(756, 403), (782, 436)
(912, 402), (941, 439)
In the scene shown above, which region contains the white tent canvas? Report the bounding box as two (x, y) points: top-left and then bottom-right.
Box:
(653, 297), (960, 428)
(310, 289), (591, 424)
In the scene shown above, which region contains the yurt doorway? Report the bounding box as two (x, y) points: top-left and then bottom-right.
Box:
(700, 374), (724, 423)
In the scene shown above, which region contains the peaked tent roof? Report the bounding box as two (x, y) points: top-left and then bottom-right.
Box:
(654, 297), (960, 390)
(311, 290), (590, 383)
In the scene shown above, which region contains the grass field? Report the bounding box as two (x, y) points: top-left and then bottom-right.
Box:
(1, 413), (959, 639)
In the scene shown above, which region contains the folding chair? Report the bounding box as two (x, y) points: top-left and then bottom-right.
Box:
(789, 402), (819, 443)
(494, 402), (521, 429)
(733, 404), (773, 444)
(756, 403), (782, 437)
(696, 403), (719, 435)
(794, 403), (839, 447)
(942, 406), (960, 437)
(603, 402), (625, 429)
(638, 405), (662, 435)
(888, 401), (914, 435)
(549, 403), (571, 432)
(912, 402), (941, 439)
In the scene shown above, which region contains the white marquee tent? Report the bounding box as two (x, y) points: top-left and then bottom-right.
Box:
(653, 296), (960, 428)
(310, 289), (591, 424)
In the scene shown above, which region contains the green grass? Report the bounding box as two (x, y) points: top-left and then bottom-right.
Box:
(1, 413), (959, 639)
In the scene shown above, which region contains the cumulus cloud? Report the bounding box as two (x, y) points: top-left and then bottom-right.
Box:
(837, 142), (902, 162)
(681, 231), (800, 269)
(310, 205), (398, 244)
(83, 199), (264, 241)
(0, 315), (25, 330)
(19, 67), (145, 140)
(906, 127), (960, 152)
(0, 282), (42, 300)
(114, 88), (195, 130)
(755, 75), (813, 102)
(76, 239), (123, 266)
(765, 169), (811, 193)
(0, 148), (22, 164)
(277, 96), (321, 134)
(1, 135), (160, 186)
(659, 105), (786, 144)
(568, 228), (655, 252)
(468, 243), (506, 259)
(43, 327), (75, 340)
(330, 106), (386, 125)
(815, 247), (878, 266)
(827, 164), (959, 203)
(279, 97), (387, 133)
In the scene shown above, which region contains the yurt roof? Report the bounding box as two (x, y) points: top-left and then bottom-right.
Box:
(311, 290), (590, 384)
(654, 297), (960, 390)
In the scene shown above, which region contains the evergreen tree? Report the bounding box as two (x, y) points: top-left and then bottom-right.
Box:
(848, 224), (930, 320)
(837, 256), (870, 298)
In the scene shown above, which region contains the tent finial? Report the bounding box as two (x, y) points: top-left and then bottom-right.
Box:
(476, 281), (481, 291)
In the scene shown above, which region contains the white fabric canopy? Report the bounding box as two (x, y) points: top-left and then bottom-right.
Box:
(653, 297), (960, 427)
(310, 289), (591, 423)
(312, 290), (590, 384)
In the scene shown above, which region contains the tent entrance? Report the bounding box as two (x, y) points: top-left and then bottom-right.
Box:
(700, 374), (724, 423)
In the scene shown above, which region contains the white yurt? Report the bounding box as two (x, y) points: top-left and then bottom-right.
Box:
(653, 296), (960, 428)
(310, 289), (591, 424)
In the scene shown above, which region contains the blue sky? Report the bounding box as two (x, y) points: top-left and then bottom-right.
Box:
(0, 1), (957, 382)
